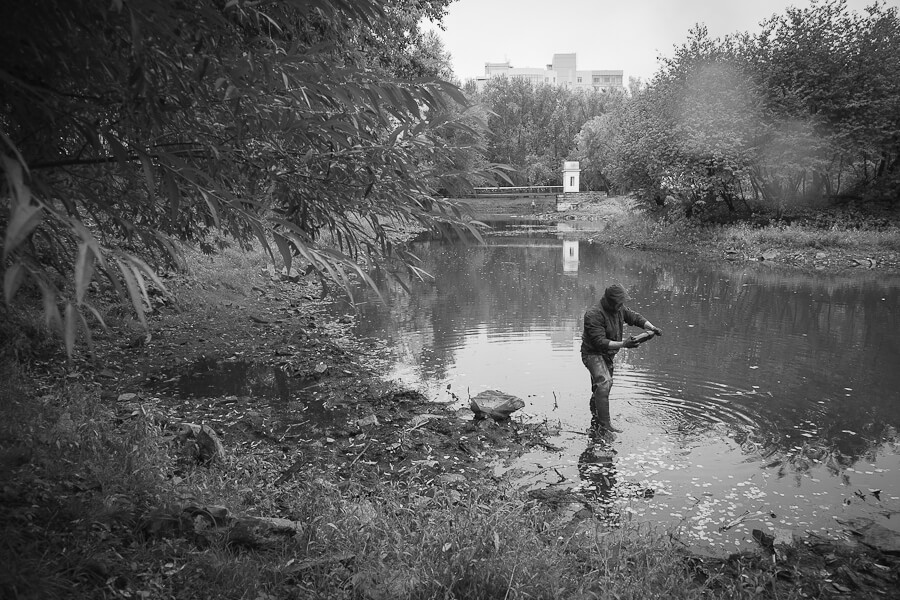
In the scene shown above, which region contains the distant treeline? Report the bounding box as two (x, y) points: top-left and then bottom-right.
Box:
(465, 0), (900, 216)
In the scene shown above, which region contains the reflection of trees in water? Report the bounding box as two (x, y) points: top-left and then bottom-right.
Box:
(354, 238), (589, 382)
(753, 422), (899, 485)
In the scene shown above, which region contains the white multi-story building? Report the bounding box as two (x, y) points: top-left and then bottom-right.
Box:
(473, 53), (624, 92)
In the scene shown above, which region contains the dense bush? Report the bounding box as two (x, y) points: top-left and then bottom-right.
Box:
(592, 0), (900, 217)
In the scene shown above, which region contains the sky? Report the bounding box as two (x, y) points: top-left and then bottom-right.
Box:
(426, 0), (900, 84)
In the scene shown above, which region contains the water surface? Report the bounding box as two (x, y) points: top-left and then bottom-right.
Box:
(345, 222), (900, 551)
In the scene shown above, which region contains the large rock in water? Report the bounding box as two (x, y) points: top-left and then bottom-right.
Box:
(469, 390), (525, 421)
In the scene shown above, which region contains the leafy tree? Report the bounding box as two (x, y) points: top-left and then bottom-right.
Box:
(614, 82), (681, 205)
(609, 1), (900, 216)
(573, 94), (628, 193)
(1, 0), (495, 354)
(471, 79), (619, 187)
(748, 0), (900, 202)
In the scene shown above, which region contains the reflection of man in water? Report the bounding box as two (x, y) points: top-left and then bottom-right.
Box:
(581, 284), (662, 433)
(578, 436), (617, 504)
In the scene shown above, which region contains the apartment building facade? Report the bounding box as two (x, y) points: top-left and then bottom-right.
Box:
(474, 53), (624, 92)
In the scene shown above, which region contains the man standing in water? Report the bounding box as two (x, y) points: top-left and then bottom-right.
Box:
(581, 284), (662, 433)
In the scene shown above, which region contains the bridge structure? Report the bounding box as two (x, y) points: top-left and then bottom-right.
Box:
(472, 185), (563, 197)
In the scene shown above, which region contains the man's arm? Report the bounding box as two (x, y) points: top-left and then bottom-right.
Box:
(624, 307), (662, 336)
(608, 339), (637, 349)
(643, 321), (663, 336)
(623, 307), (647, 328)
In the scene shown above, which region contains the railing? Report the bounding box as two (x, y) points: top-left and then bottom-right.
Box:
(473, 185), (563, 196)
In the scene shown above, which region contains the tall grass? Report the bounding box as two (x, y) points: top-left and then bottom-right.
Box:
(597, 197), (900, 255)
(0, 362), (174, 599)
(718, 222), (900, 251)
(175, 244), (272, 302)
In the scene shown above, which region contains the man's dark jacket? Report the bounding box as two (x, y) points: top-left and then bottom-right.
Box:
(581, 300), (647, 365)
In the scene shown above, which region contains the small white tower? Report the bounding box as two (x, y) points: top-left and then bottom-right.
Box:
(563, 161), (580, 193)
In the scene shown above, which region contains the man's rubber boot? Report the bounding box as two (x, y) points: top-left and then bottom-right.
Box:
(595, 397), (623, 433)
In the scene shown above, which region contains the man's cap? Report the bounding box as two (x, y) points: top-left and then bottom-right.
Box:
(603, 284), (631, 303)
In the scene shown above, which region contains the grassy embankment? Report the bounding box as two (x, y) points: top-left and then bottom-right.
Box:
(615, 199), (900, 271)
(610, 201), (900, 267)
(1, 245), (799, 600)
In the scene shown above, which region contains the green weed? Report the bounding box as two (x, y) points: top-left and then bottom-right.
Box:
(719, 222), (900, 251)
(177, 244), (271, 300)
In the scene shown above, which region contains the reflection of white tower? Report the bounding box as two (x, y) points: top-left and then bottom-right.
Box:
(563, 239), (579, 273)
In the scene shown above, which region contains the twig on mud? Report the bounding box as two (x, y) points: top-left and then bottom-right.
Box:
(517, 463), (569, 482)
(275, 455), (306, 486)
(533, 440), (562, 451)
(403, 414), (436, 433)
(348, 438), (375, 469)
(718, 510), (770, 532)
(277, 420), (310, 443)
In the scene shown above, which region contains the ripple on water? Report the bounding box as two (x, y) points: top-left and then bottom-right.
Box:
(615, 372), (765, 438)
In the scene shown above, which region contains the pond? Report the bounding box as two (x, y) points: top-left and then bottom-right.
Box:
(344, 220), (900, 552)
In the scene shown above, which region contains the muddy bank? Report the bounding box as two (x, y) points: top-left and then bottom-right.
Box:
(80, 265), (557, 490)
(1, 259), (572, 598)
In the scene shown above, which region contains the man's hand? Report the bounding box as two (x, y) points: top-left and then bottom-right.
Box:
(623, 337), (640, 349)
(647, 325), (663, 337)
